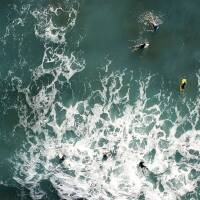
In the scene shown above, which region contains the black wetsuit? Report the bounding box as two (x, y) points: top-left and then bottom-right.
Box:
(139, 161), (146, 169)
(139, 43), (146, 49)
(102, 154), (108, 161)
(181, 82), (186, 90)
(59, 155), (66, 162)
(153, 24), (159, 31)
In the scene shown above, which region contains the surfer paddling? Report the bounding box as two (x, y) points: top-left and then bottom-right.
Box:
(179, 78), (187, 92)
(132, 42), (150, 51)
(149, 20), (159, 31)
(58, 153), (66, 162)
(139, 161), (148, 170)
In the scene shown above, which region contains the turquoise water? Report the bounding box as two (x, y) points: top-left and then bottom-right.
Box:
(0, 0), (200, 199)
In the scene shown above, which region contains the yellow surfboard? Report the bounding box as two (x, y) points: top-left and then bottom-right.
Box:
(179, 78), (187, 92)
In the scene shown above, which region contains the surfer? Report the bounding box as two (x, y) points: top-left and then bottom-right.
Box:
(58, 154), (66, 162)
(147, 13), (160, 31)
(102, 153), (108, 161)
(132, 42), (150, 51)
(138, 161), (149, 175)
(179, 78), (187, 92)
(102, 149), (110, 161)
(150, 21), (159, 31)
(139, 161), (147, 169)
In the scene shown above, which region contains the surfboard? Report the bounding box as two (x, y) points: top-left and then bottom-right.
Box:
(179, 78), (187, 92)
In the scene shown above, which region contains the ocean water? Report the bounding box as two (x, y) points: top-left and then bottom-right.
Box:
(0, 0), (200, 199)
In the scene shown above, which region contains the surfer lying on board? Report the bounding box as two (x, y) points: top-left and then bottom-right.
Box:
(102, 149), (111, 161)
(132, 42), (150, 51)
(149, 20), (159, 31)
(139, 161), (148, 170)
(179, 78), (187, 92)
(102, 148), (117, 161)
(147, 13), (160, 31)
(58, 153), (66, 162)
(138, 161), (149, 175)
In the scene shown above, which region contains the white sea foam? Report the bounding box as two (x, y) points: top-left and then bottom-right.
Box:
(32, 3), (78, 44)
(7, 2), (200, 200)
(11, 68), (200, 200)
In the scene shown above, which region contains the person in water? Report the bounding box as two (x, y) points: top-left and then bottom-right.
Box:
(58, 153), (66, 162)
(133, 42), (150, 51)
(180, 78), (187, 92)
(102, 149), (111, 161)
(147, 16), (160, 31)
(102, 153), (108, 161)
(151, 21), (159, 31)
(139, 161), (149, 174)
(139, 161), (147, 169)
